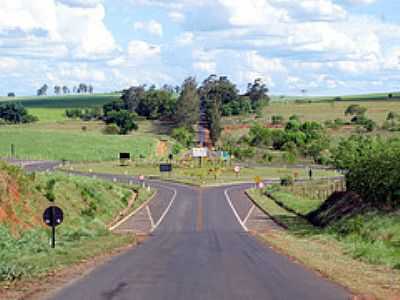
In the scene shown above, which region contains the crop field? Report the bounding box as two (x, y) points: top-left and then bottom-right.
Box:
(223, 100), (400, 126)
(271, 92), (400, 102)
(0, 93), (120, 108)
(0, 125), (157, 162)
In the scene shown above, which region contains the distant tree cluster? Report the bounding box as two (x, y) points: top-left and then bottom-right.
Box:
(199, 75), (270, 144)
(65, 108), (102, 121)
(37, 83), (93, 96)
(0, 103), (38, 124)
(100, 75), (270, 142)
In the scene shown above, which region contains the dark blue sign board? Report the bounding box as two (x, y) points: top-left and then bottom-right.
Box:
(160, 163), (172, 172)
(43, 206), (64, 248)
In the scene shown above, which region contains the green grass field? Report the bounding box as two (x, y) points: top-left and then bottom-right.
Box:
(0, 93), (121, 108)
(0, 125), (157, 162)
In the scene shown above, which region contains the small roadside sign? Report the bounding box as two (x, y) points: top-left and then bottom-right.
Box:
(160, 163), (172, 173)
(139, 175), (145, 181)
(234, 166), (240, 173)
(258, 182), (265, 189)
(255, 176), (262, 184)
(119, 153), (130, 166)
(43, 206), (64, 248)
(192, 147), (208, 158)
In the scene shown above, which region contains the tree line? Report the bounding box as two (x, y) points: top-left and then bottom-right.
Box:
(100, 75), (269, 140)
(37, 83), (94, 96)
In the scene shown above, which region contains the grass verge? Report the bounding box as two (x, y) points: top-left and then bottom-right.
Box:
(247, 189), (400, 299)
(0, 163), (154, 289)
(66, 161), (339, 186)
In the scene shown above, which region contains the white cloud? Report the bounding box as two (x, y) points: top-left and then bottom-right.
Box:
(348, 0), (376, 4)
(0, 57), (18, 72)
(133, 20), (163, 36)
(0, 0), (117, 59)
(176, 32), (194, 46)
(128, 40), (160, 57)
(168, 11), (185, 23)
(57, 0), (103, 8)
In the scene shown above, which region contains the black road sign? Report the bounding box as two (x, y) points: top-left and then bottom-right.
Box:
(119, 153), (130, 160)
(43, 206), (64, 227)
(160, 163), (172, 172)
(43, 206), (64, 248)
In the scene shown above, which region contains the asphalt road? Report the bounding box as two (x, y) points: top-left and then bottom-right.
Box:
(49, 177), (349, 300)
(1, 160), (349, 299)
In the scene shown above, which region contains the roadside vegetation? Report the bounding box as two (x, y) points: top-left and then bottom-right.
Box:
(245, 134), (400, 298)
(0, 162), (153, 284)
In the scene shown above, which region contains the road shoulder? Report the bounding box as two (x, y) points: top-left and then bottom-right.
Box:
(246, 189), (400, 300)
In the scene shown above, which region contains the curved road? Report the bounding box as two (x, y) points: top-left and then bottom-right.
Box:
(47, 174), (349, 300)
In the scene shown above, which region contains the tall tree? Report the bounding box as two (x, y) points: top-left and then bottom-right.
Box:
(78, 83), (87, 93)
(37, 84), (48, 96)
(246, 78), (270, 111)
(120, 86), (146, 113)
(54, 85), (61, 95)
(175, 77), (200, 129)
(62, 86), (70, 94)
(88, 85), (93, 94)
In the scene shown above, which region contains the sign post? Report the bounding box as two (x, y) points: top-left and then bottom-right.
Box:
(139, 175), (145, 188)
(192, 147), (208, 168)
(43, 206), (64, 248)
(160, 163), (172, 176)
(10, 144), (15, 158)
(234, 166), (240, 178)
(119, 153), (130, 166)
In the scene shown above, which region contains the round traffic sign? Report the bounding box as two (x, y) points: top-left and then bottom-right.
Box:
(258, 182), (265, 189)
(234, 166), (240, 173)
(139, 175), (145, 181)
(43, 206), (64, 227)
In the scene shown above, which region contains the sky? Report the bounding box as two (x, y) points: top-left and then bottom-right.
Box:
(0, 0), (399, 96)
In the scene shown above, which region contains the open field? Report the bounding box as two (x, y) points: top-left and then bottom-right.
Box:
(247, 189), (400, 300)
(0, 125), (157, 162)
(66, 161), (338, 186)
(271, 91), (400, 102)
(224, 100), (400, 126)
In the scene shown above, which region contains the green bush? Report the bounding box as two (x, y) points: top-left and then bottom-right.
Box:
(102, 124), (120, 135)
(280, 175), (294, 186)
(333, 135), (400, 207)
(171, 127), (194, 148)
(271, 115), (284, 125)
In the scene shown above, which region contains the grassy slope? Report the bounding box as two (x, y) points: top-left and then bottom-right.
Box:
(247, 189), (400, 299)
(0, 162), (153, 283)
(0, 121), (158, 162)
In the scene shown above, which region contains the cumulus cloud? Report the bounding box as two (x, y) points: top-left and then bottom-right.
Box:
(133, 20), (163, 36)
(0, 0), (117, 59)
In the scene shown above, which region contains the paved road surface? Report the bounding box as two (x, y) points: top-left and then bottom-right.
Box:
(49, 176), (349, 300)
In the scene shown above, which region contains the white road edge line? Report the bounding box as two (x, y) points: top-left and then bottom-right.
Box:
(146, 205), (155, 229)
(109, 191), (158, 231)
(243, 204), (255, 225)
(224, 188), (248, 232)
(151, 187), (177, 233)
